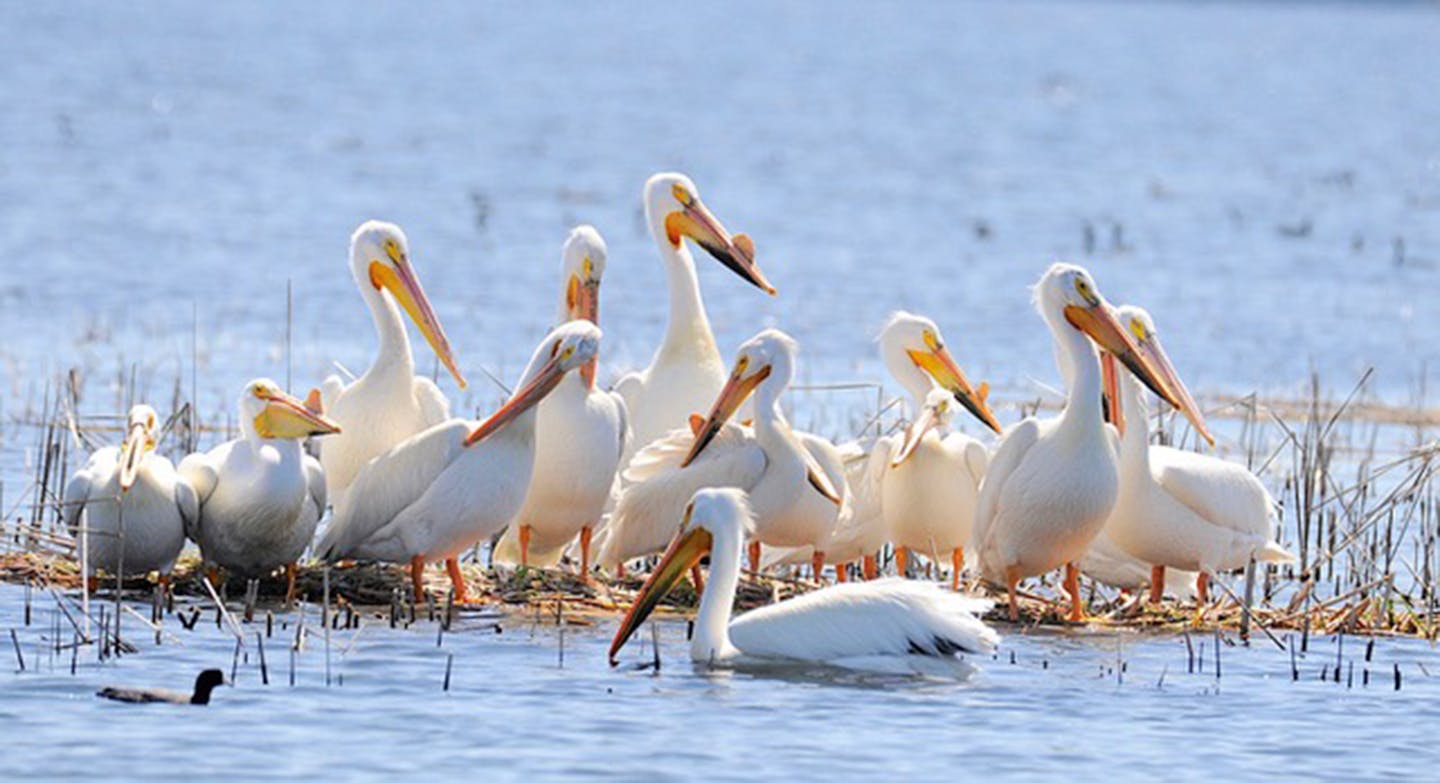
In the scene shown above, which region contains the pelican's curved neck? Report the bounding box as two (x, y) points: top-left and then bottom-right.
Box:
(692, 525), (743, 662)
(1049, 315), (1104, 435)
(1117, 371), (1151, 474)
(356, 272), (414, 379)
(654, 236), (718, 361)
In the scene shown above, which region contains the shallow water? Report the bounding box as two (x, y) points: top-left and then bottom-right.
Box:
(1, 584), (1436, 779)
(4, 0), (1440, 777)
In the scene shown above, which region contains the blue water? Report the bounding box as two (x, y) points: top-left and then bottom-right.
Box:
(4, 0), (1440, 777)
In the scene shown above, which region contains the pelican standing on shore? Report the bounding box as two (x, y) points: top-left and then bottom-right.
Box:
(318, 322), (602, 602)
(600, 329), (845, 576)
(494, 227), (627, 576)
(1102, 305), (1294, 603)
(609, 488), (997, 672)
(974, 264), (1195, 621)
(612, 173), (776, 465)
(179, 380), (340, 601)
(62, 405), (193, 587)
(316, 221), (466, 503)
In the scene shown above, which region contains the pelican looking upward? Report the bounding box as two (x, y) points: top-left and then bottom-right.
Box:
(613, 173), (776, 465)
(318, 322), (602, 603)
(317, 221), (466, 504)
(494, 226), (628, 576)
(974, 264), (1198, 621)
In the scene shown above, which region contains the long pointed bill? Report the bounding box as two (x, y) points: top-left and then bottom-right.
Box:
(681, 364), (771, 467)
(464, 357), (566, 447)
(566, 276), (601, 388)
(892, 405), (941, 467)
(1064, 303), (1182, 411)
(1101, 351), (1124, 435)
(370, 258), (468, 389)
(907, 345), (1001, 434)
(665, 200), (776, 295)
(256, 390), (343, 439)
(608, 517), (712, 665)
(1136, 333), (1214, 446)
(118, 423), (148, 492)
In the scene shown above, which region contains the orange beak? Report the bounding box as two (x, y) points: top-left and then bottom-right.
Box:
(255, 389), (342, 439)
(566, 274), (601, 388)
(1133, 331), (1214, 446)
(118, 422), (149, 493)
(665, 197), (776, 296)
(1065, 303), (1182, 411)
(609, 508), (712, 666)
(906, 341), (1001, 434)
(682, 363), (771, 467)
(892, 403), (942, 467)
(464, 355), (567, 447)
(369, 251), (467, 389)
(1101, 351), (1124, 436)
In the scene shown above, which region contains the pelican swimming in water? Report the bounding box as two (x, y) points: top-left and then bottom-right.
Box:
(612, 173), (776, 466)
(974, 264), (1200, 621)
(494, 226), (628, 576)
(179, 380), (340, 600)
(62, 405), (193, 587)
(599, 329), (846, 577)
(318, 321), (601, 602)
(609, 488), (997, 673)
(1101, 305), (1294, 604)
(316, 221), (466, 504)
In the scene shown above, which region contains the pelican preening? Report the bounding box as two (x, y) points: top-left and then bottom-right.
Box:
(613, 173), (776, 468)
(318, 321), (602, 602)
(179, 380), (339, 601)
(317, 221), (466, 504)
(1100, 306), (1294, 603)
(62, 405), (192, 585)
(494, 226), (628, 575)
(974, 263), (1205, 622)
(600, 329), (846, 577)
(609, 488), (997, 672)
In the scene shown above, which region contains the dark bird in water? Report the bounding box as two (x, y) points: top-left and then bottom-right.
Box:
(97, 669), (225, 705)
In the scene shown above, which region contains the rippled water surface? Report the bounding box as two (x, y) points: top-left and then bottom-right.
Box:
(4, 0), (1440, 777)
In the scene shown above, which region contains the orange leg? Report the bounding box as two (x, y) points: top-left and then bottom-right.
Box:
(410, 555), (426, 601)
(446, 558), (472, 603)
(811, 551), (825, 583)
(1064, 561), (1085, 623)
(862, 554), (877, 581)
(285, 563), (298, 606)
(615, 561), (626, 580)
(896, 547), (909, 578)
(836, 562), (848, 583)
(748, 541), (761, 575)
(689, 564), (705, 597)
(579, 526), (593, 583)
(1005, 565), (1022, 622)
(206, 567), (224, 590)
(1196, 572), (1210, 604)
(158, 573), (171, 594)
(1149, 565), (1165, 605)
(950, 547), (964, 591)
(519, 525), (532, 569)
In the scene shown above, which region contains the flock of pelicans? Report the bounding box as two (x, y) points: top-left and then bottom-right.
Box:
(63, 172), (1294, 672)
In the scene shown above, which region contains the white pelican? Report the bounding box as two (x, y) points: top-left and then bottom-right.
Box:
(613, 173), (776, 466)
(599, 329), (845, 577)
(973, 263), (1197, 621)
(608, 488), (997, 672)
(493, 226), (628, 576)
(316, 221), (466, 503)
(179, 380), (340, 600)
(1080, 529), (1198, 601)
(1102, 305), (1294, 604)
(318, 321), (602, 602)
(62, 405), (193, 587)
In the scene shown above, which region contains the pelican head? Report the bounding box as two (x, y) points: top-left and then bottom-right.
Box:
(240, 379), (342, 441)
(880, 311), (1001, 434)
(682, 328), (796, 467)
(561, 226), (607, 387)
(1107, 305), (1214, 446)
(350, 220), (467, 389)
(643, 172), (776, 295)
(892, 387), (957, 467)
(118, 404), (160, 492)
(464, 320), (602, 447)
(1034, 263), (1181, 410)
(609, 488), (751, 665)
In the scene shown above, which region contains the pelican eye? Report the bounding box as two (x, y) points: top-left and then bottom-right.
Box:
(671, 184), (694, 207)
(562, 345), (576, 361)
(736, 356), (750, 373)
(1074, 276), (1100, 306)
(922, 329), (941, 351)
(383, 238), (403, 263)
(582, 256), (593, 279)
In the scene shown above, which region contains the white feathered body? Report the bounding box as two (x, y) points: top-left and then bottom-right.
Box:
(63, 447), (191, 577)
(1081, 528), (1198, 599)
(180, 438), (325, 577)
(494, 375), (627, 566)
(318, 368), (449, 504)
(613, 333), (726, 464)
(885, 431), (987, 557)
